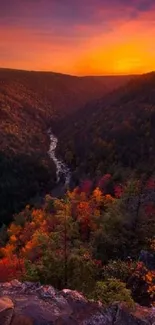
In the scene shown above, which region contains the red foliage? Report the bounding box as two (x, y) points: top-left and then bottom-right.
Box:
(114, 185), (124, 198)
(93, 259), (102, 267)
(0, 257), (25, 282)
(146, 178), (155, 190)
(80, 180), (93, 195)
(98, 174), (112, 191)
(144, 203), (155, 216)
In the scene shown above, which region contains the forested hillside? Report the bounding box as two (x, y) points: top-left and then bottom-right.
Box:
(0, 180), (155, 306)
(0, 68), (131, 224)
(1, 69), (155, 307)
(57, 72), (155, 182)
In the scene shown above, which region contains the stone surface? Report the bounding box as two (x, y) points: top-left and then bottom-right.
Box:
(0, 297), (14, 325)
(0, 281), (154, 324)
(11, 314), (34, 325)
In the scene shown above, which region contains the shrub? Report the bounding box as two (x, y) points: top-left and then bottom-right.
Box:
(103, 260), (136, 282)
(89, 278), (134, 307)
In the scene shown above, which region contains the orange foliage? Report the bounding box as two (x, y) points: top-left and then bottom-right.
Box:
(91, 187), (103, 204)
(0, 187), (116, 267)
(144, 270), (155, 305)
(133, 262), (155, 306)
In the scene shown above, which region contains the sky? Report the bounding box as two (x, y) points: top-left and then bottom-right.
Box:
(0, 0), (155, 75)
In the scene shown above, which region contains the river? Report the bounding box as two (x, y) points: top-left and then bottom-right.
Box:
(48, 132), (71, 187)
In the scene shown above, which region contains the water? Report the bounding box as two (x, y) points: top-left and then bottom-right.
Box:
(48, 131), (71, 187)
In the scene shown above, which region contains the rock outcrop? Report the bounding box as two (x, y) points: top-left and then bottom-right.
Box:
(0, 280), (154, 324)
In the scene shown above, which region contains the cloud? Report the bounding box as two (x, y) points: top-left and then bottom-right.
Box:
(0, 0), (154, 26)
(0, 0), (155, 74)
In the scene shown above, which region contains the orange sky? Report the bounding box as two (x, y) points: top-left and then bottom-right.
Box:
(1, 0), (155, 75)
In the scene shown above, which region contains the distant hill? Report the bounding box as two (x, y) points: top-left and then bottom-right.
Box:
(57, 72), (155, 181)
(0, 68), (133, 155)
(0, 68), (132, 224)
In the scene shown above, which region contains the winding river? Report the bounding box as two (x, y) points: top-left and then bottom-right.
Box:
(48, 132), (71, 187)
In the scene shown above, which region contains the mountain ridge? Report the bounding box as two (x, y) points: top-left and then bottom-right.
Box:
(56, 71), (155, 181)
(0, 66), (139, 77)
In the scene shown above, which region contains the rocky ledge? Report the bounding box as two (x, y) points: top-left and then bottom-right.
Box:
(0, 280), (155, 324)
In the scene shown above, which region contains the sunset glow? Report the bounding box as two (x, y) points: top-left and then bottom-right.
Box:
(1, 0), (155, 75)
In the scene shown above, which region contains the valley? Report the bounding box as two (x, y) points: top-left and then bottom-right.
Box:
(1, 0), (155, 317)
(0, 68), (155, 308)
(0, 68), (132, 224)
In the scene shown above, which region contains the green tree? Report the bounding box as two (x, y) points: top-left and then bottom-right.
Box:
(89, 279), (134, 307)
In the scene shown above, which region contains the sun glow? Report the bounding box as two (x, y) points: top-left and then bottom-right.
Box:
(1, 1), (155, 75)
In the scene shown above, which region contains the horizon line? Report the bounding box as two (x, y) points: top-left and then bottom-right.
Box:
(0, 66), (146, 78)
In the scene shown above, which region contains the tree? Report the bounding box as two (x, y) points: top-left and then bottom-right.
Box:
(89, 279), (134, 307)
